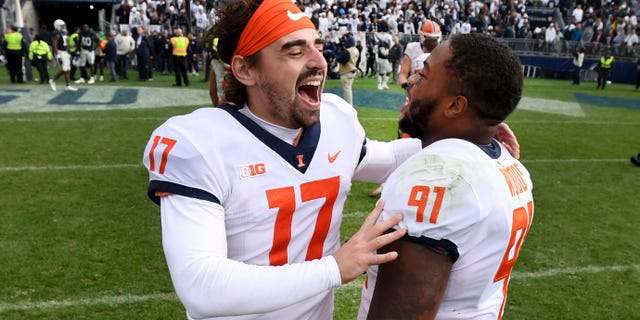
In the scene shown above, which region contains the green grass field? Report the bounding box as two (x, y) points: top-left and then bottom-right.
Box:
(0, 67), (639, 319)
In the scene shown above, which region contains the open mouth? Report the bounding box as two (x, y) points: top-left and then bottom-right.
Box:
(297, 79), (322, 106)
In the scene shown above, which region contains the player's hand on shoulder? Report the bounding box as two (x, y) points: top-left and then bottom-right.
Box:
(495, 123), (520, 159)
(333, 200), (406, 284)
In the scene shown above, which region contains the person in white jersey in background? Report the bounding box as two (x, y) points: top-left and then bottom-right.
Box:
(368, 19), (441, 196)
(359, 33), (534, 320)
(398, 19), (442, 90)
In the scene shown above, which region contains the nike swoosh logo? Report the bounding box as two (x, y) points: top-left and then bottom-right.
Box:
(287, 10), (307, 21)
(328, 150), (341, 163)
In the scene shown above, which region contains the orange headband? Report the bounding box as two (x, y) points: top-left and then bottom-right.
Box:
(233, 0), (315, 57)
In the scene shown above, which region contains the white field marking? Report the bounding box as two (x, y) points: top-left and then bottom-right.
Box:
(14, 117), (630, 125)
(340, 264), (640, 290)
(516, 97), (585, 117)
(521, 158), (625, 163)
(358, 118), (639, 126)
(510, 264), (640, 279)
(343, 211), (369, 219)
(1, 264), (636, 312)
(505, 120), (639, 125)
(359, 97), (586, 118)
(0, 164), (141, 172)
(0, 158), (625, 173)
(0, 293), (176, 313)
(0, 117), (170, 122)
(13, 117), (620, 123)
(0, 85), (211, 113)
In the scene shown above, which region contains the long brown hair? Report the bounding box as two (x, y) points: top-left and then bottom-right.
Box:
(202, 0), (264, 106)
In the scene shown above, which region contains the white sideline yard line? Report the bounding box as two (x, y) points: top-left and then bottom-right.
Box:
(0, 158), (626, 172)
(0, 293), (176, 312)
(505, 120), (640, 125)
(0, 117), (638, 126)
(510, 264), (640, 279)
(0, 117), (169, 122)
(0, 164), (141, 172)
(340, 264), (640, 290)
(358, 118), (640, 125)
(343, 211), (369, 219)
(0, 86), (212, 113)
(522, 158), (625, 163)
(0, 264), (638, 313)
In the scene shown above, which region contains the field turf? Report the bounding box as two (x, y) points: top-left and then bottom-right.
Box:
(0, 69), (639, 319)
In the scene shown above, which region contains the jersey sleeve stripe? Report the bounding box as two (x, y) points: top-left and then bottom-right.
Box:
(402, 233), (460, 263)
(148, 180), (220, 206)
(359, 138), (367, 164)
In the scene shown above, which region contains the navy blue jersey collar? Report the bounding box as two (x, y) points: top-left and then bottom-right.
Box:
(219, 104), (319, 173)
(476, 139), (502, 159)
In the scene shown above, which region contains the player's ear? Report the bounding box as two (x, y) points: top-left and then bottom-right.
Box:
(444, 95), (468, 118)
(230, 55), (257, 86)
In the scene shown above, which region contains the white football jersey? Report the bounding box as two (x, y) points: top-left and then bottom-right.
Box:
(413, 52), (429, 74)
(359, 138), (534, 320)
(404, 41), (426, 74)
(143, 93), (367, 319)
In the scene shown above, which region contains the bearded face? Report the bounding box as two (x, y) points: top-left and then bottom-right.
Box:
(398, 96), (439, 141)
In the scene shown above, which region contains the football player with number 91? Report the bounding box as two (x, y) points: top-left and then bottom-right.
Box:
(358, 33), (534, 320)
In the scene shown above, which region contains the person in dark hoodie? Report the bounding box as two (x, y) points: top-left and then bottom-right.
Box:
(336, 34), (359, 105)
(135, 26), (153, 81)
(104, 31), (118, 82)
(38, 24), (53, 45)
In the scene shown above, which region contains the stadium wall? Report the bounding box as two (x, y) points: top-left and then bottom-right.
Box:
(519, 55), (637, 84)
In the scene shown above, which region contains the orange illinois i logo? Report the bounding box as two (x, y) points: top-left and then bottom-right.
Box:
(296, 154), (306, 168)
(239, 162), (267, 179)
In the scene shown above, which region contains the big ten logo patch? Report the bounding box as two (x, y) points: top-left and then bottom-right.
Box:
(239, 163), (267, 179)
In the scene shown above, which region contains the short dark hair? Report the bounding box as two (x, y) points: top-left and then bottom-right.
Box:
(444, 33), (523, 123)
(422, 37), (438, 52)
